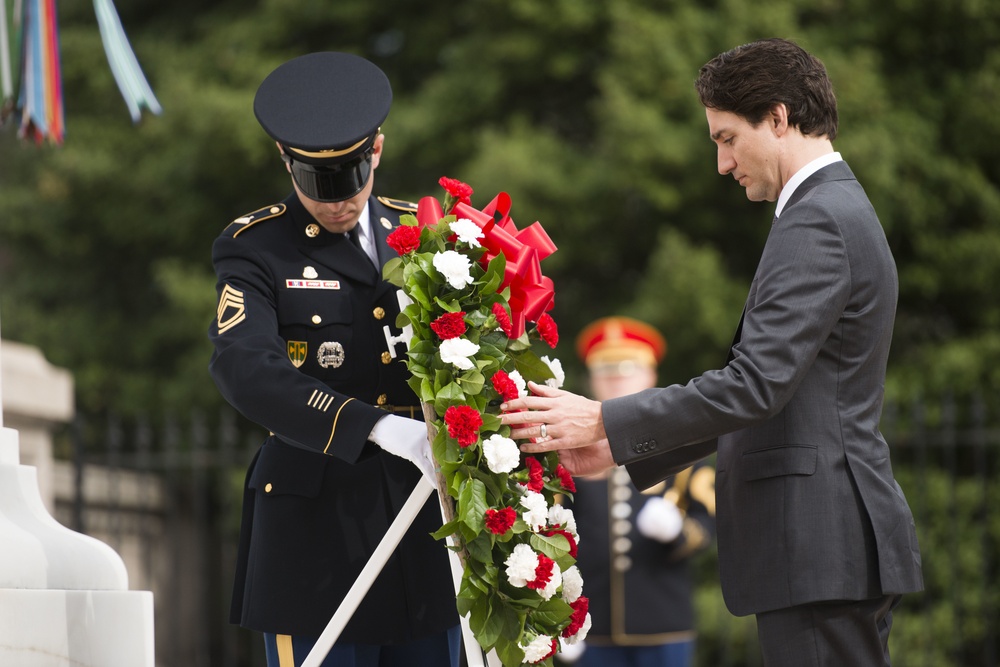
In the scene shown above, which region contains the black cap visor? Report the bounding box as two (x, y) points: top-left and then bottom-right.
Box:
(284, 149), (373, 202)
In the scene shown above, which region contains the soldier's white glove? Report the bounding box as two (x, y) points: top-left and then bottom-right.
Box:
(369, 414), (437, 487)
(636, 496), (684, 543)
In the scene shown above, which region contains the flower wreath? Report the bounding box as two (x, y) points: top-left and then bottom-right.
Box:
(383, 177), (591, 666)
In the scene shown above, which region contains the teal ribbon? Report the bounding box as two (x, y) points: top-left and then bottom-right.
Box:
(93, 0), (161, 122)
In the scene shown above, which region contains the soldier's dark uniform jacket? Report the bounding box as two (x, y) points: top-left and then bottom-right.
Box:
(209, 192), (458, 641)
(568, 461), (716, 645)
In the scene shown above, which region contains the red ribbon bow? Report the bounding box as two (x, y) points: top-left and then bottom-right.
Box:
(416, 193), (557, 338)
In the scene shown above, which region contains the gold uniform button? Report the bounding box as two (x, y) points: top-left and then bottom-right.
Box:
(264, 483), (273, 493)
(381, 351), (392, 364)
(305, 223), (320, 238)
(376, 394), (388, 406)
(373, 307), (385, 320)
(270, 206), (281, 214)
(312, 314), (322, 324)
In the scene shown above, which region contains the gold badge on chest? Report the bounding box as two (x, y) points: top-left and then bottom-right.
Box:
(317, 341), (346, 368)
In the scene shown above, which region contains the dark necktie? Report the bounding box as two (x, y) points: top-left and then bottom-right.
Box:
(348, 225), (377, 270)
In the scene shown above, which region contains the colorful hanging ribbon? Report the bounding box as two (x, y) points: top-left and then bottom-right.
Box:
(93, 0), (161, 123)
(418, 193), (558, 338)
(13, 0), (63, 143)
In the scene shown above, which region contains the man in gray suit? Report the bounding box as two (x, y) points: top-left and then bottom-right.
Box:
(501, 38), (923, 666)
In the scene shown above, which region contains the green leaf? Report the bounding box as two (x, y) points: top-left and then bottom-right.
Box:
(431, 518), (461, 541)
(511, 349), (555, 384)
(434, 381), (468, 414)
(459, 369), (486, 396)
(495, 633), (526, 667)
(529, 597), (573, 627)
(480, 253), (507, 295)
(382, 257), (404, 286)
(458, 478), (489, 532)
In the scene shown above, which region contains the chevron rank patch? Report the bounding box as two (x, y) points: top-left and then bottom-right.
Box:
(217, 284), (246, 334)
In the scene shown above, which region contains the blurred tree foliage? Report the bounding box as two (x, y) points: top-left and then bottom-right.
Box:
(1, 0), (998, 416)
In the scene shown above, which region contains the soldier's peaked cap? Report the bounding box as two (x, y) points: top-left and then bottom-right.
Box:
(576, 316), (667, 368)
(253, 52), (392, 162)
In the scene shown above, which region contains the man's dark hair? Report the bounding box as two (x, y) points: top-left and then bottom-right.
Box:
(695, 38), (838, 140)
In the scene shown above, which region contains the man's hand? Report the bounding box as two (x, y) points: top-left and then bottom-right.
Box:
(500, 381), (616, 476)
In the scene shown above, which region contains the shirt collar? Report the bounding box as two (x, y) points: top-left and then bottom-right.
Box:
(775, 152), (842, 218)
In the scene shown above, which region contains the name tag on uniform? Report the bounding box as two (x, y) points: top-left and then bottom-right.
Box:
(286, 279), (341, 290)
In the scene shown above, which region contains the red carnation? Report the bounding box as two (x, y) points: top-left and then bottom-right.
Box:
(561, 596), (590, 638)
(492, 302), (514, 338)
(536, 312), (559, 348)
(523, 456), (545, 492)
(491, 370), (520, 402)
(544, 526), (578, 558)
(430, 311), (467, 340)
(444, 405), (483, 447)
(439, 176), (474, 209)
(555, 463), (576, 493)
(526, 553), (555, 590)
(386, 225), (422, 255)
(485, 507), (517, 535)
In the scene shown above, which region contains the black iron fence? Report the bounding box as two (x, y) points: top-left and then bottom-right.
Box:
(58, 392), (999, 667)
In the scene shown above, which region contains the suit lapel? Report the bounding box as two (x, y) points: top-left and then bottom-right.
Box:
(725, 162), (857, 363)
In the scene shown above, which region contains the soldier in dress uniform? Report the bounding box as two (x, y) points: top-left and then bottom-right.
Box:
(208, 52), (460, 667)
(558, 317), (716, 667)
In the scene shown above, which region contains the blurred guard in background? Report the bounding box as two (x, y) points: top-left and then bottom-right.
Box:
(208, 52), (459, 667)
(559, 317), (715, 667)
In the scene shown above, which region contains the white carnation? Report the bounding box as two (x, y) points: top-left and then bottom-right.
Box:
(521, 634), (555, 663)
(439, 337), (480, 370)
(539, 561), (562, 601)
(541, 355), (565, 389)
(483, 434), (521, 474)
(449, 218), (484, 248)
(433, 250), (474, 289)
(508, 369), (527, 398)
(504, 543), (539, 587)
(520, 490), (549, 531)
(561, 565), (584, 603)
(548, 504), (578, 537)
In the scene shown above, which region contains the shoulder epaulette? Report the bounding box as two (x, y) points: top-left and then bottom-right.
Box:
(377, 196), (418, 212)
(224, 203), (287, 238)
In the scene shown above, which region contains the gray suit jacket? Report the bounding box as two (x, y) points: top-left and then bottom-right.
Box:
(604, 161), (924, 616)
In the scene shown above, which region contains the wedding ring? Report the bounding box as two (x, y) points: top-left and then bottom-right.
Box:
(540, 423), (548, 439)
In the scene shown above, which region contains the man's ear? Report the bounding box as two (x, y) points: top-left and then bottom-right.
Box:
(769, 103), (789, 136)
(276, 142), (292, 173)
(371, 133), (385, 170)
